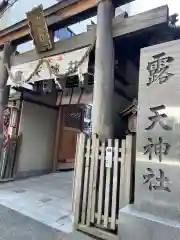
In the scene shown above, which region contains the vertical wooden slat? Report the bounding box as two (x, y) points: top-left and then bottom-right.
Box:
(119, 135), (133, 209)
(86, 134), (97, 225)
(119, 139), (126, 209)
(97, 140), (105, 225)
(74, 133), (86, 225)
(81, 137), (91, 225)
(111, 139), (119, 230)
(104, 139), (112, 228)
(91, 137), (100, 223)
(123, 135), (133, 206)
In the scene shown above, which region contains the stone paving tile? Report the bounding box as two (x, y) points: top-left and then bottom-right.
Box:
(0, 200), (22, 212)
(0, 205), (66, 240)
(0, 172), (73, 235)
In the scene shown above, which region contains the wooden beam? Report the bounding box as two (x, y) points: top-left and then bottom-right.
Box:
(12, 5), (169, 66)
(0, 0), (133, 47)
(0, 0), (97, 46)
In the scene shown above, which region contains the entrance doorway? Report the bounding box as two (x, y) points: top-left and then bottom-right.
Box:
(57, 104), (92, 170)
(57, 105), (83, 170)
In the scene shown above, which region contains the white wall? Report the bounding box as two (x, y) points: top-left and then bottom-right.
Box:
(17, 101), (57, 177)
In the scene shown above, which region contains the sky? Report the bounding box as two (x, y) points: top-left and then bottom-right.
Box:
(1, 0), (179, 33)
(68, 0), (180, 34)
(0, 0), (180, 52)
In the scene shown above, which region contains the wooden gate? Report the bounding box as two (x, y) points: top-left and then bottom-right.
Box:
(73, 133), (135, 240)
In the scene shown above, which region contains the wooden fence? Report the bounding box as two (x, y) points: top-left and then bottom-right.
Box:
(73, 133), (135, 240)
(0, 136), (19, 179)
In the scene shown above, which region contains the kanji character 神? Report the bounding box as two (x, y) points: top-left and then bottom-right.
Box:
(144, 137), (171, 162)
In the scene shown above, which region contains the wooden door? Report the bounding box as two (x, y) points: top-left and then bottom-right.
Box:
(58, 105), (84, 170)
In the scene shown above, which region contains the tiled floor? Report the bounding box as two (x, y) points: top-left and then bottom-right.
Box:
(0, 172), (74, 234)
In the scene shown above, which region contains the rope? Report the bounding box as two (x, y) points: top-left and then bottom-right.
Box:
(5, 40), (96, 86)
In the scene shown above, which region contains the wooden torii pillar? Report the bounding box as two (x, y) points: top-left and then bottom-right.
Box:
(92, 0), (114, 139)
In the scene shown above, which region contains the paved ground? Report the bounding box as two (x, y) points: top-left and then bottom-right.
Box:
(0, 172), (73, 234)
(0, 204), (66, 240)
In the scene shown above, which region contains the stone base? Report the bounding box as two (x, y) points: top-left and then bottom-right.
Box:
(118, 205), (180, 240)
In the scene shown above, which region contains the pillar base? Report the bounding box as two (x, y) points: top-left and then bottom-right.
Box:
(118, 205), (180, 240)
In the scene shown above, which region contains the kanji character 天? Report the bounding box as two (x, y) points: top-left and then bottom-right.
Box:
(145, 105), (172, 131)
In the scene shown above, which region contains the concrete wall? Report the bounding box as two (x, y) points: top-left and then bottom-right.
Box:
(16, 101), (57, 178)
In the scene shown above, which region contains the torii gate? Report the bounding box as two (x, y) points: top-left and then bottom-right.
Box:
(0, 0), (168, 148)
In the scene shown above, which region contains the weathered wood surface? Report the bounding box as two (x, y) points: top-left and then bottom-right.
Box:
(86, 135), (96, 226)
(81, 138), (91, 224)
(73, 133), (134, 239)
(104, 139), (112, 227)
(0, 0), (133, 47)
(119, 135), (134, 209)
(73, 133), (86, 224)
(0, 137), (18, 179)
(111, 139), (119, 230)
(12, 5), (168, 66)
(78, 224), (117, 240)
(91, 137), (99, 222)
(0, 0), (97, 46)
(97, 140), (105, 225)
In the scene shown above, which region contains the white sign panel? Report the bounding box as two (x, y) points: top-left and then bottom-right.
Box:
(135, 39), (180, 221)
(7, 47), (89, 88)
(105, 147), (113, 168)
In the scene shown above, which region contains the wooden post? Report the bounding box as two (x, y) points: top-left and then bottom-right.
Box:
(0, 43), (15, 159)
(52, 106), (62, 172)
(92, 0), (114, 139)
(119, 135), (135, 209)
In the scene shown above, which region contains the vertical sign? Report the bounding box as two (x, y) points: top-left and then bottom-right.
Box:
(135, 39), (180, 221)
(106, 147), (113, 168)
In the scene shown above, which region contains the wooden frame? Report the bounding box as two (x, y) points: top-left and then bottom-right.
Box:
(0, 0), (133, 47)
(12, 5), (169, 66)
